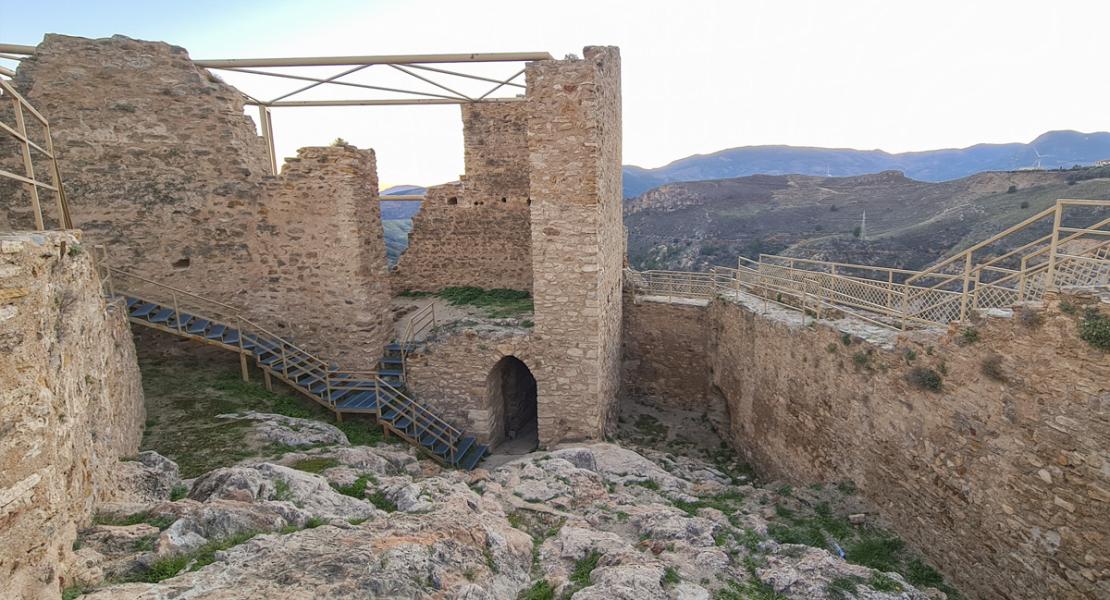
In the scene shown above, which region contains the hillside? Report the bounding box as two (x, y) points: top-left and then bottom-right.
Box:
(625, 165), (1110, 271)
(623, 130), (1110, 198)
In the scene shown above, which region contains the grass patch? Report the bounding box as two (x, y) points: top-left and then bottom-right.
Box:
(662, 566), (681, 585)
(518, 579), (555, 600)
(672, 489), (746, 516)
(868, 571), (903, 592)
(569, 551), (601, 588)
(291, 457), (339, 474)
(93, 511), (176, 530)
(169, 484), (188, 501)
(436, 286), (533, 318)
(331, 474), (377, 499)
(957, 327), (980, 346)
(1079, 309), (1110, 351)
(61, 585), (86, 600)
(368, 489), (397, 512)
(125, 530), (259, 583)
(631, 479), (660, 491)
(715, 579), (787, 599)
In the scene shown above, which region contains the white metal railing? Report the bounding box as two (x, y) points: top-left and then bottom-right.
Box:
(627, 199), (1110, 330)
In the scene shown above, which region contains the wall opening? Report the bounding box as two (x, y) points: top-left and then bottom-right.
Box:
(487, 355), (538, 452)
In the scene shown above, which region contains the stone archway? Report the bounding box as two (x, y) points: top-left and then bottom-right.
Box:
(487, 355), (538, 452)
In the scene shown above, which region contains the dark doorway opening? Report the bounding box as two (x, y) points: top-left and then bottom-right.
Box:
(488, 356), (538, 453)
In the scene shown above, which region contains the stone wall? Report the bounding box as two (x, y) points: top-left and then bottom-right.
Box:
(2, 35), (391, 368)
(0, 231), (145, 598)
(624, 290), (1108, 599)
(621, 295), (711, 408)
(403, 328), (535, 446)
(527, 47), (624, 446)
(392, 102), (533, 293)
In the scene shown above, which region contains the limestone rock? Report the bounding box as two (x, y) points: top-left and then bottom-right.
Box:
(217, 411), (349, 447)
(188, 463), (374, 521)
(112, 451), (181, 503)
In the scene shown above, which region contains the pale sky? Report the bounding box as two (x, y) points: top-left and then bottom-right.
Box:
(2, 0), (1108, 186)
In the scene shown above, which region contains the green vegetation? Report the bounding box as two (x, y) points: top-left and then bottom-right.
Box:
(632, 479), (660, 491)
(518, 580), (555, 600)
(169, 484), (188, 501)
(332, 474), (377, 499)
(715, 578), (787, 599)
(1079, 308), (1110, 351)
(662, 566), (682, 585)
(67, 243), (83, 257)
(828, 575), (862, 598)
(569, 551), (601, 588)
(368, 489), (397, 512)
(291, 457), (340, 474)
(93, 511), (175, 530)
(305, 516), (326, 529)
(958, 327), (980, 345)
(868, 571), (903, 592)
(630, 413), (668, 443)
(672, 489), (746, 516)
(274, 479), (292, 501)
(61, 585), (86, 600)
(840, 333), (853, 346)
(436, 286), (533, 318)
(125, 530), (259, 583)
(906, 367), (943, 391)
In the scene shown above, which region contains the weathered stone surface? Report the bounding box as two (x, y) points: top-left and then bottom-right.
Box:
(188, 463), (375, 521)
(527, 47), (624, 446)
(393, 102), (533, 293)
(217, 411), (349, 447)
(0, 231), (145, 598)
(5, 35), (391, 368)
(112, 451), (182, 503)
(625, 290), (1110, 599)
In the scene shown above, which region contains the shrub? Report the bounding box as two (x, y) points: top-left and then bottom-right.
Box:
(906, 367), (942, 392)
(570, 551), (601, 588)
(169, 484), (188, 501)
(368, 489), (397, 512)
(662, 566), (681, 585)
(840, 332), (853, 346)
(1079, 309), (1110, 351)
(902, 348), (917, 362)
(518, 580), (555, 600)
(332, 474), (376, 499)
(851, 351), (870, 367)
(1007, 185), (1017, 194)
(1020, 200), (1030, 208)
(980, 354), (1006, 382)
(957, 327), (979, 345)
(1059, 301), (1076, 315)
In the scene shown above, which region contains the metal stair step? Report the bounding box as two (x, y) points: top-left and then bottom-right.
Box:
(187, 319), (210, 334)
(458, 443), (488, 471)
(451, 436), (477, 466)
(149, 308), (175, 324)
(131, 302), (157, 318)
(206, 324), (226, 340)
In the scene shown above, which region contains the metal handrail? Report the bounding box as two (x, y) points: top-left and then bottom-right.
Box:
(0, 78), (72, 231)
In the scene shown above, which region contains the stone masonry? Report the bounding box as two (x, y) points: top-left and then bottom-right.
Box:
(527, 47), (624, 446)
(0, 231), (145, 598)
(623, 291), (1110, 599)
(3, 35), (391, 367)
(392, 102), (533, 292)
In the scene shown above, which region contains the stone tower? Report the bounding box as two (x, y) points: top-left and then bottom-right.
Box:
(526, 47), (624, 446)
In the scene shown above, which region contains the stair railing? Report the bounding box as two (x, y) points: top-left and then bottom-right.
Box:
(95, 253), (358, 411)
(374, 376), (461, 464)
(398, 301), (436, 381)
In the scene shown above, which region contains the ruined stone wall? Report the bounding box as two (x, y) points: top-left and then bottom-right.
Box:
(0, 231), (145, 598)
(703, 293), (1109, 599)
(251, 146), (392, 367)
(621, 295), (711, 409)
(403, 328), (535, 446)
(527, 47), (624, 446)
(392, 102), (533, 292)
(2, 35), (390, 368)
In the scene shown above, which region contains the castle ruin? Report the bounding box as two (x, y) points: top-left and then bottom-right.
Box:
(0, 33), (1107, 600)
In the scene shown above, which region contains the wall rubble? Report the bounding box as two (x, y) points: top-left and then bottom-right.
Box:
(0, 231), (145, 598)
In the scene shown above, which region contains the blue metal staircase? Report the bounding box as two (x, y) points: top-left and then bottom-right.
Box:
(110, 283), (488, 470)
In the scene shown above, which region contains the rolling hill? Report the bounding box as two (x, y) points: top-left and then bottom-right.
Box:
(625, 165), (1110, 272)
(622, 130), (1110, 198)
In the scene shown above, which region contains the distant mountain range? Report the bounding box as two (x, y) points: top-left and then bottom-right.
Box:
(381, 185), (426, 220)
(622, 130), (1110, 198)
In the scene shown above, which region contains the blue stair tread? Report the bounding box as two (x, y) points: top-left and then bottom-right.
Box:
(458, 444), (488, 470)
(223, 330), (241, 344)
(206, 324), (226, 339)
(131, 303), (157, 318)
(393, 416), (413, 430)
(337, 391), (378, 410)
(379, 369), (404, 378)
(451, 436), (477, 465)
(171, 313), (194, 328)
(149, 308), (174, 324)
(380, 357), (404, 365)
(125, 297), (140, 308)
(187, 319), (210, 334)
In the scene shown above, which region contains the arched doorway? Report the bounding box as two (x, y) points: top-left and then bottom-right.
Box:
(487, 356), (538, 452)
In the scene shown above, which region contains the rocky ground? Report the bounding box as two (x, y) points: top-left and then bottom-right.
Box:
(63, 390), (961, 599)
